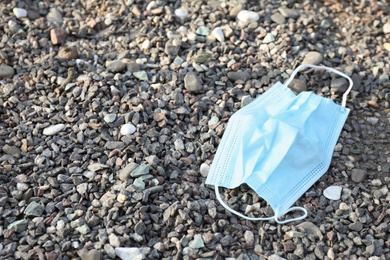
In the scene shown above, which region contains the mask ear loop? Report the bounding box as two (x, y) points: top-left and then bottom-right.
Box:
(284, 64), (353, 107)
(215, 185), (308, 222)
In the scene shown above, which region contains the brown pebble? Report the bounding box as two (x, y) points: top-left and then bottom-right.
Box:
(283, 240), (296, 253)
(153, 112), (165, 122)
(368, 99), (379, 108)
(58, 46), (78, 60)
(50, 28), (67, 45)
(21, 139), (28, 152)
(131, 5), (142, 17)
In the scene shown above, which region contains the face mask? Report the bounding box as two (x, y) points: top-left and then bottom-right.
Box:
(206, 64), (353, 224)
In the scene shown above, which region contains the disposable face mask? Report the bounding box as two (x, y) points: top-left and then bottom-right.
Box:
(206, 64), (353, 224)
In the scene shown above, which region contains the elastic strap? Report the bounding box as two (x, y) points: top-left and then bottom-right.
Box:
(215, 185), (308, 224)
(284, 64), (353, 107)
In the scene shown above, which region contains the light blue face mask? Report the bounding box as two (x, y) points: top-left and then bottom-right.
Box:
(206, 64), (353, 224)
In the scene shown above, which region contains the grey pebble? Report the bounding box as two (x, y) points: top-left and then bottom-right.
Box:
(288, 78), (307, 94)
(227, 71), (251, 82)
(303, 51), (323, 65)
(278, 7), (300, 18)
(80, 249), (102, 260)
(351, 169), (367, 183)
(2, 144), (21, 158)
(46, 8), (63, 25)
(24, 201), (44, 217)
(184, 71), (203, 92)
(131, 163), (150, 177)
(165, 40), (180, 56)
(8, 219), (28, 233)
(271, 13), (286, 24)
(105, 141), (125, 149)
(0, 65), (15, 79)
(119, 162), (139, 181)
(189, 234), (204, 249)
(107, 60), (126, 73)
(133, 71), (148, 81)
(331, 78), (349, 93)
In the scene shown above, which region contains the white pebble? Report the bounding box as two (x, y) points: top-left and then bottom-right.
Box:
(43, 124), (65, 136)
(237, 10), (260, 23)
(200, 163), (210, 177)
(263, 33), (275, 44)
(13, 8), (27, 18)
(120, 123), (136, 135)
(323, 186), (342, 200)
(115, 247), (143, 260)
(212, 27), (225, 42)
(174, 8), (188, 19)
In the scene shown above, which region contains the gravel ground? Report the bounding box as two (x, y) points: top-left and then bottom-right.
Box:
(1, 0), (390, 259)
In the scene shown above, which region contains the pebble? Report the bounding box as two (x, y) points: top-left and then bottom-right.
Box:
(115, 247), (144, 260)
(46, 8), (63, 25)
(107, 61), (126, 73)
(13, 8), (27, 18)
(263, 33), (275, 44)
(302, 51), (323, 65)
(189, 234), (204, 249)
(8, 219), (28, 233)
(0, 65), (15, 79)
(2, 144), (21, 158)
(133, 71), (148, 81)
(184, 72), (203, 92)
(165, 40), (180, 56)
(323, 186), (342, 200)
(104, 114), (117, 123)
(278, 7), (300, 18)
(212, 27), (225, 42)
(50, 28), (67, 45)
(366, 117), (379, 125)
(296, 221), (323, 240)
(120, 123), (136, 135)
(76, 224), (90, 235)
(199, 163), (210, 177)
(237, 10), (260, 23)
(43, 124), (66, 136)
(288, 79), (307, 93)
(351, 169), (367, 182)
(174, 8), (187, 19)
(229, 4), (243, 17)
(331, 78), (349, 93)
(109, 233), (120, 247)
(24, 201), (44, 217)
(79, 249), (102, 260)
(271, 13), (286, 24)
(384, 43), (390, 51)
(58, 46), (78, 60)
(227, 71), (251, 82)
(244, 230), (254, 246)
(241, 95), (254, 107)
(131, 163), (150, 177)
(383, 23), (390, 34)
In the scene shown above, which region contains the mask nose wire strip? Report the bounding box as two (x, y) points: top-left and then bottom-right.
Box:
(284, 64), (354, 108)
(215, 185), (307, 223)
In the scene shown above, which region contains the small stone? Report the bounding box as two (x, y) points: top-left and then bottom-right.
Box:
(268, 255), (287, 260)
(271, 13), (286, 24)
(120, 123), (136, 135)
(174, 8), (187, 19)
(109, 233), (120, 247)
(8, 219), (28, 233)
(229, 4), (243, 17)
(50, 28), (67, 45)
(208, 116), (219, 127)
(117, 193), (127, 203)
(351, 169), (367, 182)
(58, 46), (78, 60)
(303, 51), (323, 65)
(379, 73), (389, 84)
(47, 8), (63, 25)
(184, 72), (203, 92)
(288, 79), (307, 94)
(383, 23), (390, 34)
(0, 65), (15, 79)
(104, 114), (117, 123)
(323, 186), (342, 200)
(24, 201), (44, 217)
(227, 71), (251, 82)
(199, 163), (210, 177)
(43, 124), (66, 136)
(237, 10), (260, 23)
(283, 240), (296, 253)
(2, 145), (21, 158)
(189, 234), (204, 249)
(133, 71), (148, 81)
(174, 139), (184, 150)
(165, 40), (180, 56)
(331, 78), (349, 93)
(366, 117), (379, 125)
(349, 222), (363, 232)
(115, 247), (144, 260)
(278, 7), (300, 18)
(79, 249), (102, 260)
(212, 27), (224, 42)
(384, 43), (390, 51)
(119, 162), (139, 181)
(107, 61), (126, 73)
(76, 224), (90, 235)
(196, 26), (209, 36)
(131, 163), (150, 177)
(244, 230), (254, 246)
(296, 221), (323, 240)
(13, 8), (27, 18)
(241, 95), (254, 107)
(263, 33), (275, 44)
